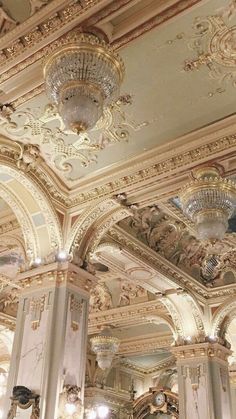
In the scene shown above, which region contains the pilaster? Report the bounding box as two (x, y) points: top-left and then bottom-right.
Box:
(172, 342), (233, 419)
(4, 262), (96, 419)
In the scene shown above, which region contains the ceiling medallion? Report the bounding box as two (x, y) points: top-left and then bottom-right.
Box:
(179, 166), (236, 241)
(90, 328), (120, 370)
(184, 12), (236, 86)
(44, 32), (125, 134)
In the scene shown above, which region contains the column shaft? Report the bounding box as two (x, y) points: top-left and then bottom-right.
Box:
(172, 342), (233, 419)
(5, 262), (95, 419)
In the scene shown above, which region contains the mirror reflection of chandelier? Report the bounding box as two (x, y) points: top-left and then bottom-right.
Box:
(180, 166), (236, 241)
(43, 32), (125, 134)
(90, 328), (120, 370)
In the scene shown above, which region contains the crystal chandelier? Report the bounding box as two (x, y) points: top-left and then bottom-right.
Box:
(90, 328), (120, 370)
(44, 32), (125, 134)
(180, 166), (236, 241)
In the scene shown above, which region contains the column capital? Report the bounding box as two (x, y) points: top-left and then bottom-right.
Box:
(17, 262), (97, 295)
(172, 342), (232, 362)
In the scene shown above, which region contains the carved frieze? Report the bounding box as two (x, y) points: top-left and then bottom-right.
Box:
(119, 206), (236, 287)
(119, 281), (147, 306)
(89, 283), (113, 313)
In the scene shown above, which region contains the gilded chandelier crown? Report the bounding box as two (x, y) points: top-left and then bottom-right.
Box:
(179, 166), (236, 241)
(44, 32), (125, 134)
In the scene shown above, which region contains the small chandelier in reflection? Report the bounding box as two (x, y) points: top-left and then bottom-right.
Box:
(180, 166), (236, 241)
(90, 328), (120, 370)
(44, 32), (125, 134)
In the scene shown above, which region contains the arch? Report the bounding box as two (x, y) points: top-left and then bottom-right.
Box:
(0, 163), (62, 260)
(65, 198), (132, 261)
(0, 234), (27, 260)
(93, 241), (206, 342)
(145, 314), (176, 338)
(211, 296), (236, 338)
(133, 387), (179, 418)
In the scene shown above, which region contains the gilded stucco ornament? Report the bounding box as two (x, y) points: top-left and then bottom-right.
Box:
(184, 5), (236, 86)
(0, 95), (148, 177)
(120, 205), (236, 287)
(89, 283), (113, 313)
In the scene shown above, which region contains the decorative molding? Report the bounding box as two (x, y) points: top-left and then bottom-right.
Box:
(119, 334), (174, 356)
(184, 14), (236, 87)
(88, 300), (168, 334)
(67, 198), (132, 262)
(18, 262), (96, 294)
(89, 282), (113, 313)
(113, 0), (202, 49)
(120, 355), (176, 375)
(1, 119), (236, 210)
(0, 97), (148, 176)
(29, 295), (45, 330)
(107, 226), (236, 301)
(172, 342), (232, 362)
(211, 296), (236, 338)
(0, 312), (16, 330)
(70, 294), (83, 332)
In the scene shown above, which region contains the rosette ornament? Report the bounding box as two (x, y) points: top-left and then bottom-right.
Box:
(44, 32), (125, 134)
(90, 328), (120, 370)
(180, 167), (236, 241)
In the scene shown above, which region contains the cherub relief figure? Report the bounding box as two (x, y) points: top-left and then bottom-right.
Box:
(89, 282), (112, 312)
(119, 281), (146, 306)
(122, 206), (236, 286)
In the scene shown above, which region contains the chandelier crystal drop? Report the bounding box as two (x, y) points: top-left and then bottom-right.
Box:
(44, 32), (125, 134)
(90, 328), (120, 370)
(179, 166), (236, 241)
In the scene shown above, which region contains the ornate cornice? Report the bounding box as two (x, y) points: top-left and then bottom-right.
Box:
(112, 0), (202, 49)
(0, 0), (200, 87)
(0, 218), (19, 234)
(120, 355), (175, 375)
(88, 300), (168, 334)
(1, 116), (236, 210)
(0, 312), (16, 331)
(172, 342), (232, 362)
(17, 262), (97, 294)
(119, 334), (174, 357)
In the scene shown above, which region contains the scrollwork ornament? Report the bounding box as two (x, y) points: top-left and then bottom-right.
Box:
(0, 96), (149, 179)
(184, 13), (236, 87)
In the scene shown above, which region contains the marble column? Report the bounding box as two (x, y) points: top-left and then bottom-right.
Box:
(230, 370), (236, 419)
(4, 262), (96, 419)
(172, 342), (233, 419)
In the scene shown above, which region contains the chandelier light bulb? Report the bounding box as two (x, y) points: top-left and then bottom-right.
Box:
(97, 405), (109, 419)
(65, 402), (77, 415)
(57, 250), (68, 262)
(44, 33), (125, 134)
(180, 166), (236, 242)
(88, 409), (97, 419)
(33, 257), (42, 266)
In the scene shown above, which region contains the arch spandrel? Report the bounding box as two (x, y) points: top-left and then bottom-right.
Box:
(65, 198), (132, 261)
(211, 296), (236, 339)
(0, 146), (63, 260)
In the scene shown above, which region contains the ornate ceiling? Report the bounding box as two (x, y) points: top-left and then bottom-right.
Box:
(0, 0), (235, 184)
(1, 0), (236, 402)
